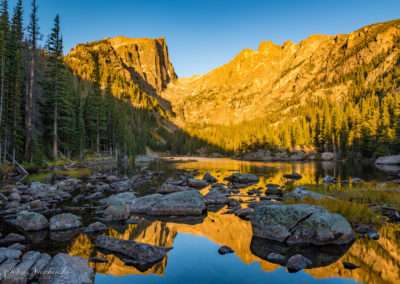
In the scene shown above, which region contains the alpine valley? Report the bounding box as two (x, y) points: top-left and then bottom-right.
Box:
(65, 19), (400, 160)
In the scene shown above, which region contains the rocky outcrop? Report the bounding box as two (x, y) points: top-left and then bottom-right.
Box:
(250, 204), (355, 245)
(130, 190), (206, 216)
(66, 37), (177, 96)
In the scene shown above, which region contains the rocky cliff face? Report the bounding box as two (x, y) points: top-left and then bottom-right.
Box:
(161, 19), (400, 125)
(65, 36), (177, 110)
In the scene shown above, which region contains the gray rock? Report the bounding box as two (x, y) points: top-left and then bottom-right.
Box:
(267, 253), (285, 264)
(28, 253), (51, 281)
(375, 155), (400, 165)
(6, 251), (40, 283)
(283, 173), (302, 180)
(286, 254), (312, 272)
(95, 235), (171, 270)
(99, 192), (136, 206)
(250, 204), (355, 245)
(285, 186), (328, 201)
(0, 259), (20, 281)
(131, 190), (206, 216)
(0, 233), (25, 245)
(187, 178), (209, 188)
(203, 173), (218, 183)
(15, 211), (48, 231)
(8, 243), (26, 251)
(0, 247), (22, 259)
(158, 184), (189, 194)
(49, 213), (82, 231)
(204, 189), (228, 205)
(87, 222), (107, 232)
(321, 152), (337, 161)
(234, 207), (252, 219)
(39, 253), (94, 284)
(103, 202), (130, 221)
(224, 173), (259, 184)
(322, 175), (336, 183)
(218, 246), (234, 255)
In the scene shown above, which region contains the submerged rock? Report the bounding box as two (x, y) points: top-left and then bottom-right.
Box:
(342, 261), (360, 270)
(267, 253), (285, 264)
(218, 246), (234, 255)
(49, 213), (82, 231)
(286, 254), (312, 273)
(95, 235), (171, 271)
(250, 204), (355, 245)
(39, 253), (94, 284)
(15, 211), (48, 231)
(0, 233), (25, 245)
(131, 190), (206, 216)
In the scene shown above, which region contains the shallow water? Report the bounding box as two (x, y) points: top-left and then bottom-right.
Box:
(3, 157), (400, 283)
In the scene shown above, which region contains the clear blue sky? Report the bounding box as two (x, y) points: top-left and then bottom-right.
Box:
(8, 0), (400, 77)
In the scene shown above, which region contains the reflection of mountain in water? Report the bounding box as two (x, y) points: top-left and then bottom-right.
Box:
(68, 212), (400, 283)
(308, 224), (400, 284)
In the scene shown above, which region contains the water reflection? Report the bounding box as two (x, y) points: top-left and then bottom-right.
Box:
(67, 213), (400, 283)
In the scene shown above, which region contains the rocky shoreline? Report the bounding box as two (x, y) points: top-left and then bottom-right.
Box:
(0, 158), (399, 282)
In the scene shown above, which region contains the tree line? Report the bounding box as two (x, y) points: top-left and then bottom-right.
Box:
(0, 0), (165, 167)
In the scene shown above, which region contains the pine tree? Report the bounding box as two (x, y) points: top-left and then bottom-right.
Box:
(25, 0), (42, 160)
(0, 0), (9, 161)
(44, 14), (63, 159)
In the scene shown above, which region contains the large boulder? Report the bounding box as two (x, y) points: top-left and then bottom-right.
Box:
(15, 211), (48, 231)
(131, 190), (205, 216)
(375, 155), (400, 165)
(49, 213), (82, 231)
(95, 235), (171, 271)
(250, 204), (355, 245)
(39, 253), (94, 284)
(224, 173), (259, 185)
(321, 152), (337, 161)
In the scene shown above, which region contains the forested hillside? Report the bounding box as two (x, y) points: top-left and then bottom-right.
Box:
(161, 20), (400, 158)
(0, 0), (170, 166)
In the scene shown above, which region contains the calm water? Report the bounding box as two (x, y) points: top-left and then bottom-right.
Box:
(5, 157), (400, 283)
